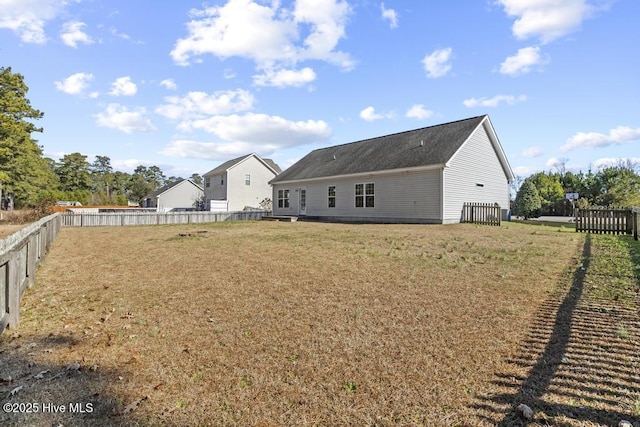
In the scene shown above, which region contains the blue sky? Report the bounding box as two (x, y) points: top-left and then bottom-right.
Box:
(1, 0), (638, 180)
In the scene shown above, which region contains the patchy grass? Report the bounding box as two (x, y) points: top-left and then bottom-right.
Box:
(475, 232), (640, 426)
(0, 221), (637, 426)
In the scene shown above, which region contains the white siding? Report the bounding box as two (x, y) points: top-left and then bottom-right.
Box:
(442, 123), (510, 223)
(225, 156), (276, 211)
(204, 173), (227, 203)
(273, 169), (442, 222)
(156, 181), (203, 212)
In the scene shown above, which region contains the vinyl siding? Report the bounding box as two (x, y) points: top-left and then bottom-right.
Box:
(273, 168), (442, 222)
(442, 123), (510, 223)
(204, 172), (227, 202)
(156, 181), (203, 212)
(225, 156), (276, 211)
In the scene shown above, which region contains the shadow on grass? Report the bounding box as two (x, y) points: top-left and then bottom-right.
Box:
(0, 332), (141, 426)
(622, 234), (640, 294)
(473, 233), (640, 426)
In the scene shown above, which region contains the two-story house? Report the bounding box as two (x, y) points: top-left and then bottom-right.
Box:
(203, 153), (282, 212)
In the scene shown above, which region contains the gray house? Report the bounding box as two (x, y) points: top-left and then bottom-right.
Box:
(203, 153), (282, 212)
(142, 179), (204, 213)
(269, 115), (514, 223)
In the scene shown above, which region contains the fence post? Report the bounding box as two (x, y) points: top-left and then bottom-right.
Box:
(26, 233), (37, 288)
(7, 250), (20, 328)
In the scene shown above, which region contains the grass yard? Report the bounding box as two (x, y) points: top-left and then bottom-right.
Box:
(1, 221), (638, 426)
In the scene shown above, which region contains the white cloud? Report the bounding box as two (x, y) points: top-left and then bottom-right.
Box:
(94, 104), (157, 133)
(109, 27), (131, 41)
(111, 158), (154, 173)
(381, 3), (398, 29)
(109, 76), (138, 96)
(500, 46), (546, 76)
(513, 165), (540, 177)
(422, 47), (453, 78)
(405, 104), (434, 120)
(0, 0), (68, 44)
(520, 147), (543, 158)
(54, 72), (97, 97)
(178, 113), (331, 150)
(155, 89), (255, 120)
(160, 140), (255, 160)
(496, 0), (597, 43)
(170, 0), (354, 81)
(359, 106), (394, 122)
(561, 126), (640, 152)
(253, 67), (317, 88)
(592, 157), (640, 170)
(60, 21), (93, 48)
(160, 79), (177, 90)
(546, 157), (564, 169)
(463, 94), (527, 108)
(160, 113), (332, 161)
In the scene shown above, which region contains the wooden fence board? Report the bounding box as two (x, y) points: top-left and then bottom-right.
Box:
(575, 207), (639, 239)
(461, 203), (501, 226)
(1, 213), (62, 334)
(61, 210), (270, 227)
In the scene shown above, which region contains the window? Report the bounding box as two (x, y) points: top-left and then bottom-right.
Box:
(205, 177), (210, 188)
(245, 174), (251, 186)
(355, 183), (374, 208)
(277, 189), (290, 208)
(328, 186), (336, 208)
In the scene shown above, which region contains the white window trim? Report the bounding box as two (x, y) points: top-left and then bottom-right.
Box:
(355, 182), (374, 208)
(328, 185), (336, 208)
(278, 188), (290, 209)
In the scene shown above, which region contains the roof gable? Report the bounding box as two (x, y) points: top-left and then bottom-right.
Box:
(271, 116), (488, 183)
(204, 153), (282, 176)
(145, 179), (203, 199)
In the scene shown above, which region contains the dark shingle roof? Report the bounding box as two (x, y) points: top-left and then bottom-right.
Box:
(271, 115), (487, 183)
(204, 154), (282, 176)
(145, 179), (185, 199)
(145, 179), (203, 199)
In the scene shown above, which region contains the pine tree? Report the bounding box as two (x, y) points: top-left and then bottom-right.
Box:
(0, 67), (56, 207)
(514, 179), (542, 219)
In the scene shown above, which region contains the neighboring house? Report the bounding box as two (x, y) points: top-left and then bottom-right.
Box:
(269, 115), (514, 224)
(142, 179), (204, 213)
(203, 153), (282, 212)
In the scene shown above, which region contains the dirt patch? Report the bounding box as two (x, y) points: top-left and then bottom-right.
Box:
(0, 221), (637, 425)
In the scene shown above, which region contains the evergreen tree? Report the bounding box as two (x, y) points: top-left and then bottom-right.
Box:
(514, 179), (542, 219)
(55, 152), (92, 192)
(0, 67), (56, 207)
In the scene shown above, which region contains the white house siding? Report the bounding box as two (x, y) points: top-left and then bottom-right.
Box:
(225, 156), (276, 211)
(442, 124), (510, 223)
(156, 181), (204, 212)
(204, 173), (227, 203)
(273, 169), (442, 222)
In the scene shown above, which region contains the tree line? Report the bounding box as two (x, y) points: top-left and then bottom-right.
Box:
(1, 66), (201, 209)
(513, 161), (640, 219)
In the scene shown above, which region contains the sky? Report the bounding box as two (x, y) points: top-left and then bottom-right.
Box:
(1, 0), (639, 180)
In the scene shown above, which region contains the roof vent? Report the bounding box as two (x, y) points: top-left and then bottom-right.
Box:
(420, 140), (424, 147)
(333, 154), (336, 160)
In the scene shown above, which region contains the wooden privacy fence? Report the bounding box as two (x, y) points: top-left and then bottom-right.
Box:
(461, 202), (501, 226)
(62, 210), (270, 227)
(1, 213), (62, 334)
(575, 206), (639, 240)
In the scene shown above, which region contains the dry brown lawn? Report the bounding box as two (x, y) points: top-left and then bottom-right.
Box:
(0, 221), (638, 426)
